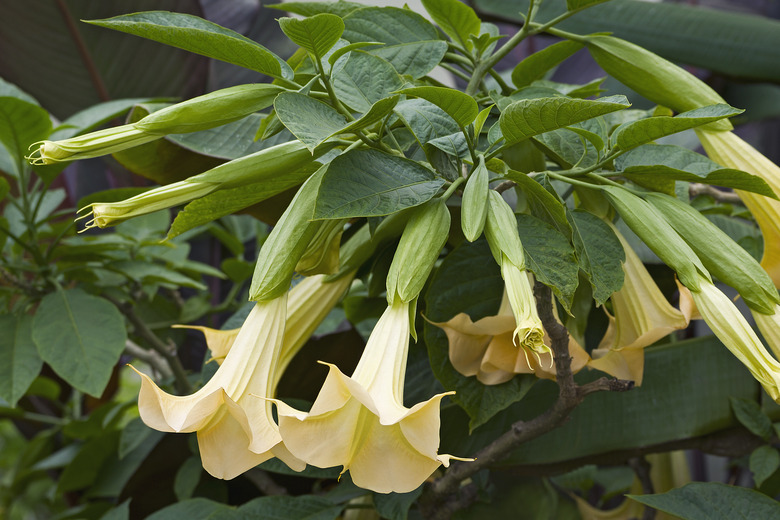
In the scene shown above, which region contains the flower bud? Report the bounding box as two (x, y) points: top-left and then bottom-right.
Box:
(646, 192), (780, 314)
(386, 200), (451, 304)
(461, 155), (489, 242)
(483, 190), (524, 269)
(601, 186), (710, 292)
(295, 218), (347, 276)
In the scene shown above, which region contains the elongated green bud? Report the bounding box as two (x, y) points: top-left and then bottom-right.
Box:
(386, 200), (451, 304)
(484, 190), (525, 269)
(295, 218), (348, 276)
(461, 155), (489, 242)
(29, 84), (285, 165)
(645, 192), (780, 314)
(583, 35), (731, 131)
(601, 186), (710, 291)
(79, 140), (327, 229)
(250, 166), (326, 301)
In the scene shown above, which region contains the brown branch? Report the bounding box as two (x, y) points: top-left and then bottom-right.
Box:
(688, 184), (743, 205)
(419, 283), (634, 519)
(493, 180), (517, 194)
(124, 339), (173, 380)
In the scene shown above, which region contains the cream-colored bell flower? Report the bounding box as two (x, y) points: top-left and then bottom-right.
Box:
(690, 274), (780, 401)
(131, 294), (305, 479)
(433, 290), (590, 385)
(752, 304), (780, 361)
(696, 129), (780, 288)
(275, 299), (464, 493)
(501, 257), (550, 363)
(589, 223), (694, 384)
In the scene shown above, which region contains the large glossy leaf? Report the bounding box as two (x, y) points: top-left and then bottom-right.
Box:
(421, 0), (481, 50)
(32, 289), (127, 397)
(373, 41), (448, 79)
(87, 11), (293, 80)
(343, 6), (440, 45)
(278, 13), (344, 61)
(499, 95), (630, 146)
(613, 105), (742, 151)
(0, 1), (207, 118)
(332, 51), (403, 113)
(393, 98), (460, 147)
(616, 144), (776, 198)
(567, 209), (624, 305)
(274, 92), (348, 151)
(0, 314), (42, 407)
(512, 40), (584, 89)
(628, 482), (780, 520)
(313, 149), (444, 219)
(424, 239), (536, 430)
(397, 87), (478, 128)
(0, 97), (51, 176)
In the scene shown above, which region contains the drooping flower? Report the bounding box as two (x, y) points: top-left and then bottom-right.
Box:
(434, 290), (590, 385)
(589, 223), (694, 384)
(752, 305), (780, 362)
(696, 129), (780, 288)
(690, 273), (780, 401)
(132, 294), (304, 479)
(275, 299), (463, 494)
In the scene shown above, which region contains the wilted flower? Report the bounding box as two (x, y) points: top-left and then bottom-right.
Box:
(132, 294), (304, 479)
(589, 223), (693, 384)
(696, 129), (780, 288)
(275, 299), (464, 493)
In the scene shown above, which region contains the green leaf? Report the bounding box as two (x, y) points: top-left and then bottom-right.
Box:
(374, 41), (448, 79)
(146, 498), (232, 520)
(567, 209), (625, 305)
(343, 6), (440, 44)
(614, 104), (743, 151)
(499, 95), (630, 146)
(237, 495), (345, 520)
(332, 51), (403, 113)
(87, 11), (293, 80)
(58, 430), (119, 492)
(505, 171), (571, 238)
(627, 482), (780, 520)
(512, 40), (584, 89)
(112, 261), (206, 290)
(314, 149), (444, 219)
(421, 0), (481, 50)
(270, 1), (364, 18)
(0, 314), (42, 407)
(730, 396), (773, 441)
(32, 289), (127, 397)
(274, 92), (348, 151)
(566, 0), (612, 10)
(168, 163), (317, 239)
(100, 501), (130, 520)
(118, 417), (154, 459)
(533, 128), (600, 170)
(374, 488), (423, 520)
(424, 239), (536, 430)
(616, 144), (776, 198)
(516, 213), (579, 312)
(397, 87), (478, 127)
(50, 97), (160, 141)
(174, 456), (203, 501)
(278, 13), (345, 61)
(0, 97), (51, 174)
(750, 445), (780, 488)
(394, 98), (460, 147)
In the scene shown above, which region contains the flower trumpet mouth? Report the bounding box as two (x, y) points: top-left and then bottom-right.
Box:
(26, 125), (158, 165)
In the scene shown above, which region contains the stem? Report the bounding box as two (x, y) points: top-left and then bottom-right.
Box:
(488, 68), (512, 95)
(439, 63), (472, 83)
(440, 177), (466, 202)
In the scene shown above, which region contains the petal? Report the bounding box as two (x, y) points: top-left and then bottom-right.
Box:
(589, 348), (646, 384)
(172, 325), (239, 365)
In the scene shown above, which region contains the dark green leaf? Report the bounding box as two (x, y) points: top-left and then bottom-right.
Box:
(421, 0), (481, 50)
(343, 6), (439, 44)
(512, 40), (584, 89)
(87, 11), (293, 80)
(374, 40), (448, 79)
(566, 0), (611, 10)
(516, 213), (579, 312)
(0, 97), (51, 174)
(279, 14), (344, 61)
(373, 488), (423, 520)
(146, 498), (232, 520)
(58, 431), (119, 492)
(51, 97), (160, 141)
(506, 171), (571, 237)
(533, 128), (600, 169)
(88, 429), (164, 498)
(616, 144), (776, 198)
(112, 261), (205, 290)
(614, 105), (743, 151)
(314, 149), (444, 219)
(270, 1), (364, 18)
(174, 456), (203, 501)
(397, 87), (478, 127)
(628, 482), (780, 520)
(499, 95), (630, 146)
(274, 92), (348, 151)
(99, 501), (130, 520)
(237, 495), (344, 520)
(730, 396), (773, 441)
(32, 289), (127, 397)
(750, 445), (780, 488)
(567, 209), (625, 305)
(424, 239), (536, 430)
(0, 314), (42, 407)
(118, 417), (154, 459)
(332, 51), (403, 113)
(393, 98), (460, 147)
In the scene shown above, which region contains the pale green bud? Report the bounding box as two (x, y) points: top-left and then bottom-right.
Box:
(28, 125), (158, 165)
(295, 218), (347, 276)
(386, 200), (451, 304)
(461, 155), (489, 242)
(645, 192), (780, 314)
(601, 186), (710, 291)
(584, 35), (732, 131)
(484, 190), (525, 269)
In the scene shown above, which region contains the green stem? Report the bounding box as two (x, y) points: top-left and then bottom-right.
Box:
(439, 62), (472, 82)
(488, 68), (512, 95)
(440, 177), (467, 201)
